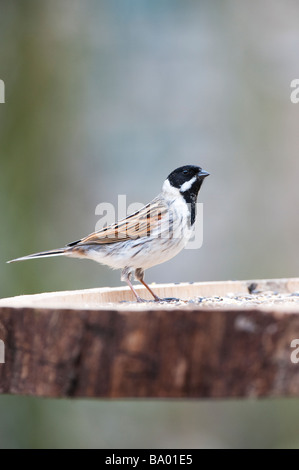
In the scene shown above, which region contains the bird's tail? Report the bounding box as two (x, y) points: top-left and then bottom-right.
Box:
(7, 248), (66, 264)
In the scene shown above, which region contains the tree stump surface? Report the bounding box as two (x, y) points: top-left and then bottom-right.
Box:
(0, 278), (299, 399)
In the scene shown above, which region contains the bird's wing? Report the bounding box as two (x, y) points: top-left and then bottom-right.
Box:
(68, 197), (168, 246)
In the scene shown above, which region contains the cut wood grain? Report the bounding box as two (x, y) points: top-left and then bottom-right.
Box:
(0, 278), (298, 399)
(0, 277), (298, 309)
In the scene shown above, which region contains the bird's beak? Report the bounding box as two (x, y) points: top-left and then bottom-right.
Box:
(198, 169), (210, 179)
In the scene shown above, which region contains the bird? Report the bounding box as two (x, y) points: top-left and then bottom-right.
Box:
(8, 165), (209, 302)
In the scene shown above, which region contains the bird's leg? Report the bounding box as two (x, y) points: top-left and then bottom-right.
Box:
(135, 268), (180, 303)
(135, 268), (161, 302)
(121, 267), (145, 303)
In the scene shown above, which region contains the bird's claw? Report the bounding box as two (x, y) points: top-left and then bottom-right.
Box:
(154, 297), (180, 303)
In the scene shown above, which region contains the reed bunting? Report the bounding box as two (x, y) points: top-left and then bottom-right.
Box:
(8, 165), (209, 302)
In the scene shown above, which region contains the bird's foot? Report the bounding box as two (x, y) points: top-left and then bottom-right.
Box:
(119, 297), (149, 304)
(154, 297), (180, 303)
(120, 296), (180, 304)
(136, 296), (148, 303)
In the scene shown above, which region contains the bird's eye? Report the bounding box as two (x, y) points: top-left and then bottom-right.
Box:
(183, 169), (189, 175)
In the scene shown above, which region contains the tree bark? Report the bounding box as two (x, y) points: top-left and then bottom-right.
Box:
(0, 283), (299, 398)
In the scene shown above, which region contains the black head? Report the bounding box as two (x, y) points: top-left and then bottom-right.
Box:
(167, 165), (209, 200)
(166, 165), (209, 225)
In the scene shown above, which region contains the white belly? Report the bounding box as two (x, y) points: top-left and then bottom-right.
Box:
(68, 189), (194, 271)
(84, 230), (192, 270)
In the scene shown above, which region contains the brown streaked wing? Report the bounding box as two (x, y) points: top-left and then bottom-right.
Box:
(76, 197), (168, 245)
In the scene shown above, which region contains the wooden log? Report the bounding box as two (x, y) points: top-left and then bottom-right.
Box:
(0, 278), (299, 399)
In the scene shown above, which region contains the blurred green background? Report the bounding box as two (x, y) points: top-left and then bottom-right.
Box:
(1, 0), (299, 449)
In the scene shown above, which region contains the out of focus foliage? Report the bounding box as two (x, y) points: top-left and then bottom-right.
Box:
(1, 0), (299, 449)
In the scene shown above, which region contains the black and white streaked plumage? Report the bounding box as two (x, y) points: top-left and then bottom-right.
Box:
(8, 165), (209, 302)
